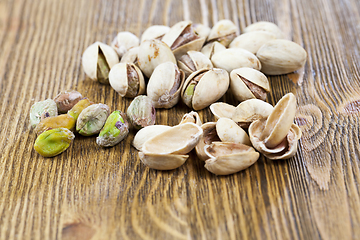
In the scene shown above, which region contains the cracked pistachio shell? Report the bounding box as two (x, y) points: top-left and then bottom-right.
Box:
(30, 99), (58, 128)
(195, 122), (220, 161)
(256, 39), (307, 75)
(137, 39), (176, 78)
(201, 41), (226, 59)
(147, 62), (185, 108)
(207, 20), (237, 47)
(82, 42), (119, 84)
(54, 90), (83, 113)
(230, 67), (270, 102)
(132, 125), (172, 151)
(216, 118), (251, 146)
(120, 46), (139, 65)
(141, 25), (170, 42)
(193, 23), (211, 40)
(109, 62), (145, 98)
(209, 102), (236, 120)
(76, 103), (110, 136)
(181, 68), (229, 110)
(111, 31), (139, 58)
(179, 111), (202, 126)
(244, 21), (284, 39)
(68, 98), (93, 120)
(231, 99), (274, 128)
(126, 95), (156, 129)
(178, 51), (213, 78)
(211, 48), (261, 73)
(96, 110), (129, 147)
(139, 152), (189, 170)
(204, 142), (259, 175)
(229, 31), (277, 54)
(34, 114), (76, 135)
(34, 128), (75, 157)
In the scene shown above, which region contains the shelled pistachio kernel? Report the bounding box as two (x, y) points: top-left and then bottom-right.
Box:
(54, 90), (83, 113)
(126, 95), (156, 129)
(68, 98), (93, 120)
(34, 128), (75, 157)
(96, 110), (129, 147)
(30, 99), (58, 128)
(76, 103), (110, 136)
(34, 114), (76, 135)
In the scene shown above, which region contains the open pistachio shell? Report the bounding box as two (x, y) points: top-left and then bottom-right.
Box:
(204, 142), (260, 175)
(230, 67), (270, 102)
(179, 111), (202, 126)
(209, 102), (236, 120)
(111, 31), (139, 58)
(141, 25), (170, 42)
(201, 41), (226, 59)
(132, 125), (172, 151)
(207, 19), (237, 47)
(139, 152), (189, 170)
(229, 31), (277, 54)
(195, 122), (220, 161)
(193, 23), (211, 39)
(177, 51), (213, 78)
(231, 99), (274, 128)
(244, 21), (284, 39)
(216, 118), (251, 146)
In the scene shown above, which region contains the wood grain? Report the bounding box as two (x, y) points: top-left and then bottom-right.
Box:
(1, 0), (360, 239)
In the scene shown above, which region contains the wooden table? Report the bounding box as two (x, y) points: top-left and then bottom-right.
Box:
(1, 0), (359, 239)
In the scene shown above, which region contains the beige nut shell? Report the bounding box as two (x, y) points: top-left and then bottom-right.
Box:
(177, 51), (213, 77)
(201, 41), (226, 59)
(244, 21), (284, 39)
(139, 152), (189, 170)
(193, 23), (211, 40)
(209, 102), (236, 120)
(141, 25), (170, 42)
(207, 19), (237, 47)
(132, 125), (172, 151)
(229, 31), (277, 54)
(111, 31), (139, 58)
(179, 111), (202, 126)
(195, 122), (219, 161)
(120, 47), (139, 64)
(216, 118), (251, 146)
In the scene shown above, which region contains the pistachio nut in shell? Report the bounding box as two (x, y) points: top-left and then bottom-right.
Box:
(209, 102), (236, 120)
(193, 23), (211, 40)
(147, 62), (185, 108)
(54, 90), (83, 113)
(216, 118), (251, 146)
(256, 39), (307, 75)
(211, 48), (261, 73)
(177, 51), (213, 78)
(204, 142), (259, 175)
(139, 152), (189, 170)
(207, 19), (237, 47)
(137, 39), (176, 78)
(231, 99), (274, 128)
(244, 21), (284, 39)
(126, 95), (156, 129)
(30, 99), (58, 128)
(230, 67), (270, 102)
(82, 41), (119, 84)
(111, 31), (139, 58)
(68, 98), (93, 120)
(179, 111), (202, 126)
(34, 128), (75, 157)
(96, 110), (129, 147)
(132, 125), (172, 151)
(229, 31), (277, 54)
(195, 122), (220, 161)
(141, 25), (170, 42)
(201, 41), (226, 59)
(76, 103), (110, 136)
(181, 68), (229, 110)
(120, 46), (139, 65)
(109, 62), (145, 98)
(34, 114), (76, 135)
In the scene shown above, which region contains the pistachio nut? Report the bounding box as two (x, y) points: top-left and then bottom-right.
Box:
(96, 110), (129, 147)
(111, 31), (139, 58)
(147, 62), (185, 108)
(68, 98), (93, 120)
(195, 122), (220, 161)
(161, 21), (205, 59)
(137, 39), (176, 78)
(230, 67), (270, 102)
(209, 102), (236, 120)
(179, 111), (202, 126)
(201, 41), (226, 59)
(204, 142), (259, 175)
(30, 99), (58, 128)
(120, 46), (139, 65)
(231, 99), (274, 128)
(216, 118), (251, 146)
(54, 90), (83, 113)
(82, 42), (119, 84)
(244, 21), (284, 39)
(256, 39), (307, 75)
(34, 128), (75, 157)
(140, 25), (170, 42)
(34, 114), (76, 135)
(109, 62), (145, 98)
(126, 95), (156, 129)
(177, 51), (213, 78)
(193, 23), (211, 40)
(181, 68), (229, 110)
(229, 31), (277, 54)
(207, 19), (237, 47)
(132, 125), (172, 151)
(211, 48), (261, 73)
(76, 103), (110, 136)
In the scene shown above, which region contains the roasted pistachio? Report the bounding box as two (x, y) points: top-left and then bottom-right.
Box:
(216, 118), (251, 145)
(244, 21), (284, 39)
(68, 98), (93, 120)
(195, 122), (220, 161)
(34, 114), (76, 135)
(209, 102), (236, 120)
(111, 31), (139, 58)
(120, 47), (139, 65)
(76, 103), (110, 136)
(229, 31), (277, 54)
(193, 23), (211, 40)
(54, 90), (83, 113)
(207, 19), (237, 47)
(141, 25), (170, 42)
(126, 95), (156, 129)
(179, 111), (202, 126)
(132, 125), (172, 151)
(201, 41), (226, 59)
(30, 99), (58, 128)
(177, 51), (213, 78)
(34, 128), (75, 157)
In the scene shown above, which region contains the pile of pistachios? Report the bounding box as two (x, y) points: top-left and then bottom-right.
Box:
(31, 20), (306, 175)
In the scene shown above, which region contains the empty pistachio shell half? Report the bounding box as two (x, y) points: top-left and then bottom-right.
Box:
(207, 19), (237, 47)
(244, 21), (284, 39)
(30, 99), (58, 128)
(147, 62), (185, 108)
(211, 48), (261, 73)
(132, 125), (172, 151)
(201, 41), (226, 59)
(76, 103), (110, 136)
(178, 51), (213, 78)
(204, 142), (259, 175)
(193, 23), (211, 39)
(195, 122), (220, 161)
(216, 118), (251, 146)
(137, 39), (176, 78)
(109, 62), (145, 98)
(120, 46), (139, 65)
(179, 111), (202, 126)
(34, 114), (76, 135)
(34, 128), (75, 157)
(230, 67), (270, 102)
(181, 68), (229, 110)
(257, 39), (307, 75)
(231, 99), (274, 128)
(139, 152), (189, 170)
(141, 25), (170, 42)
(111, 31), (139, 58)
(82, 42), (119, 84)
(229, 31), (277, 54)
(209, 102), (236, 120)
(96, 110), (129, 147)
(126, 95), (156, 129)
(54, 90), (83, 113)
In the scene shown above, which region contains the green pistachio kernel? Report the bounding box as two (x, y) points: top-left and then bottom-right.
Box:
(96, 110), (129, 147)
(183, 82), (196, 108)
(76, 103), (110, 136)
(30, 99), (58, 128)
(97, 47), (111, 84)
(126, 95), (156, 130)
(34, 128), (75, 157)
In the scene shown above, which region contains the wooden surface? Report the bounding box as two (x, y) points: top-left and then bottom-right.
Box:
(1, 0), (360, 239)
